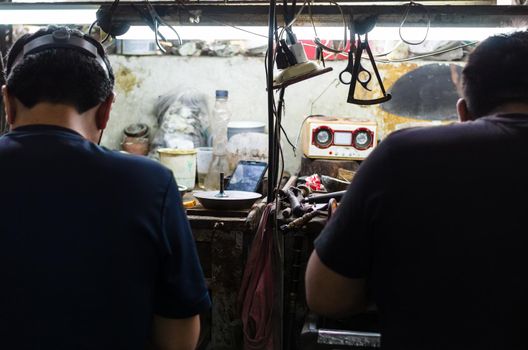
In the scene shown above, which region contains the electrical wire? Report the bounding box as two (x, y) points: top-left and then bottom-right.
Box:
(88, 19), (97, 36)
(372, 40), (477, 63)
(276, 0), (311, 44)
(88, 19), (110, 43)
(87, 0), (119, 43)
(280, 124), (297, 153)
(398, 1), (431, 45)
(101, 32), (111, 43)
(174, 0), (267, 39)
(310, 1), (348, 54)
(143, 0), (182, 52)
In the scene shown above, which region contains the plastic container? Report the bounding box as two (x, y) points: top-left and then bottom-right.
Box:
(158, 148), (197, 190)
(205, 90), (231, 190)
(196, 147), (213, 189)
(227, 121), (266, 140)
(210, 90), (231, 155)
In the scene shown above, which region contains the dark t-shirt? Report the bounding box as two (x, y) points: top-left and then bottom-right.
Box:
(0, 125), (211, 349)
(316, 114), (528, 350)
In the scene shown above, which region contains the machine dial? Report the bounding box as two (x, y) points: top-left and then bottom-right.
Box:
(353, 128), (374, 150)
(313, 127), (333, 148)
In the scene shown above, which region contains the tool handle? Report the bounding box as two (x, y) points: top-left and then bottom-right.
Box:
(347, 94), (392, 105)
(302, 190), (347, 204)
(286, 189), (306, 217)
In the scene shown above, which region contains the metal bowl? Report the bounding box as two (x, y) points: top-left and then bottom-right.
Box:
(193, 190), (262, 210)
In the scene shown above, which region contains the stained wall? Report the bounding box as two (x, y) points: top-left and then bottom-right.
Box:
(105, 55), (458, 174)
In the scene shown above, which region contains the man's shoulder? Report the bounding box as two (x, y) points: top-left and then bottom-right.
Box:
(96, 147), (173, 185)
(92, 147), (173, 190)
(381, 121), (481, 148)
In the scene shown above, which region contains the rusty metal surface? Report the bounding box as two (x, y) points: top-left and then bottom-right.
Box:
(300, 157), (361, 179)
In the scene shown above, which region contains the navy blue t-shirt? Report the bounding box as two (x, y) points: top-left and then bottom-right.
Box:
(316, 114), (528, 349)
(0, 125), (211, 349)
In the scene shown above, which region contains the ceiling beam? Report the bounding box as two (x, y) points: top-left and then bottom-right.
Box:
(1, 2), (527, 27)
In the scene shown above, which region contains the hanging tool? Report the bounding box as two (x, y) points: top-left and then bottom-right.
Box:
(344, 15), (392, 105)
(339, 23), (372, 91)
(301, 190), (347, 204)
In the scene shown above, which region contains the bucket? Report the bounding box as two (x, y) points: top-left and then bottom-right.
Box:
(157, 148), (197, 190)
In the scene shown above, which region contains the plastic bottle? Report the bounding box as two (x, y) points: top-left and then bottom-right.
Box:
(204, 90), (231, 190)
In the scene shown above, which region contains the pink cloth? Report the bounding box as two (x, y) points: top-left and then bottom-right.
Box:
(238, 204), (277, 350)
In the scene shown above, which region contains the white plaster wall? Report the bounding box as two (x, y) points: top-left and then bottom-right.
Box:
(104, 55), (381, 174)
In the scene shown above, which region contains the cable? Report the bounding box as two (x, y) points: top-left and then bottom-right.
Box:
(398, 1), (431, 45)
(88, 19), (97, 36)
(266, 2), (277, 200)
(372, 40), (477, 63)
(174, 0), (267, 39)
(280, 124), (296, 154)
(311, 1), (347, 54)
(276, 0), (310, 44)
(88, 19), (111, 43)
(143, 0), (182, 52)
(101, 32), (111, 44)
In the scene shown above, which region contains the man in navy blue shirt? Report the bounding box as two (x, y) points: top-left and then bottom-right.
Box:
(0, 26), (210, 349)
(306, 31), (528, 349)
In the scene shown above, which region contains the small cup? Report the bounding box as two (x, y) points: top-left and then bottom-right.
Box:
(196, 147), (213, 189)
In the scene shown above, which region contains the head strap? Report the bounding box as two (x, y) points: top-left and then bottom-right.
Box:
(10, 28), (110, 78)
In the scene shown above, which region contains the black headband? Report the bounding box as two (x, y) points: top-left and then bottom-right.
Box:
(10, 28), (110, 78)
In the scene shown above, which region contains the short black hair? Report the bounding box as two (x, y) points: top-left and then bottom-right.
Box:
(462, 30), (528, 118)
(5, 25), (114, 114)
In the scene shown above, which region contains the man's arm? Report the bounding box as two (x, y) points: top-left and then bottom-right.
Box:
(150, 314), (200, 350)
(150, 174), (211, 350)
(305, 250), (367, 318)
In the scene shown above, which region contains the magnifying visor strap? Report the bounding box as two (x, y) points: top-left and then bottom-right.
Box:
(10, 34), (109, 78)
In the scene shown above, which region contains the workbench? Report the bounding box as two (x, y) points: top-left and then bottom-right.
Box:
(186, 202), (265, 350)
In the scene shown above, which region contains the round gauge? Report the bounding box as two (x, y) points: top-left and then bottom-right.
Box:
(353, 129), (373, 150)
(314, 127), (333, 148)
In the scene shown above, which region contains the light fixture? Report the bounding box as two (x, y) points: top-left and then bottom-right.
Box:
(0, 7), (97, 25)
(117, 25), (520, 42)
(0, 6), (520, 42)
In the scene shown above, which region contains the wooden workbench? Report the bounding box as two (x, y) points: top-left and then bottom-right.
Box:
(186, 202), (265, 350)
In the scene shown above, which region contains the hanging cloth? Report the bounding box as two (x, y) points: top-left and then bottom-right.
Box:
(237, 203), (279, 350)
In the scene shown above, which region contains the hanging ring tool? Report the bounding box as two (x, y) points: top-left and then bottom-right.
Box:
(345, 15), (392, 106)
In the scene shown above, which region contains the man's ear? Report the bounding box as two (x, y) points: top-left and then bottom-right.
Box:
(456, 98), (473, 122)
(2, 85), (17, 125)
(95, 92), (115, 130)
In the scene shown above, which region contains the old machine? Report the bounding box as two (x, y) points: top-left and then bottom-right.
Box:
(274, 175), (382, 350)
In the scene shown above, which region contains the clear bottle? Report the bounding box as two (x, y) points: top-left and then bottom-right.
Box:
(204, 90), (231, 190)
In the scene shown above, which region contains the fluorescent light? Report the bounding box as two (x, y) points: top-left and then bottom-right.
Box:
(376, 26), (519, 41)
(119, 26), (269, 41)
(0, 8), (97, 24)
(118, 25), (520, 42)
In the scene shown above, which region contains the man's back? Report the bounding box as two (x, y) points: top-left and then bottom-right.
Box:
(0, 125), (209, 349)
(307, 31), (528, 350)
(373, 115), (528, 348)
(316, 114), (528, 349)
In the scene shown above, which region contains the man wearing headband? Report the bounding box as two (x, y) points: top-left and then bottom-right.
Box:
(0, 25), (210, 349)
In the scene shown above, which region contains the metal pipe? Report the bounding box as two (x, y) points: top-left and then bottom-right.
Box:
(266, 0), (276, 201)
